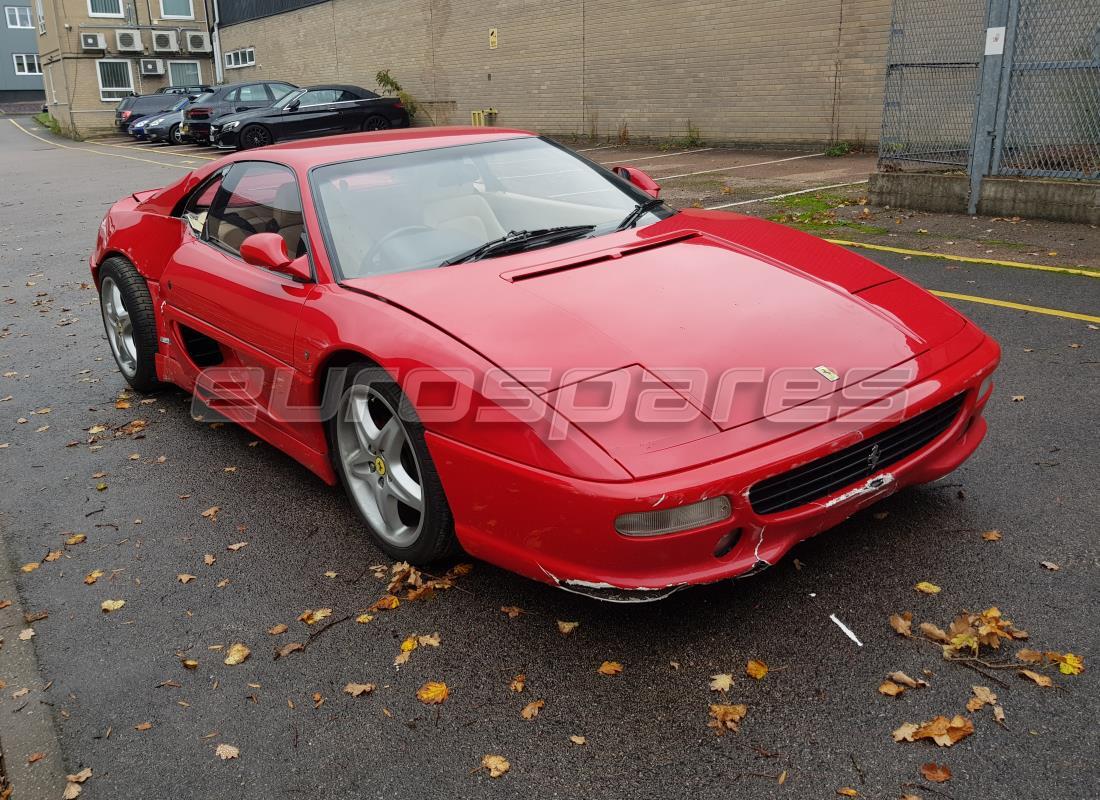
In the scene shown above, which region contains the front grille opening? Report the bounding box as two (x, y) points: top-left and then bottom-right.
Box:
(748, 394), (965, 516)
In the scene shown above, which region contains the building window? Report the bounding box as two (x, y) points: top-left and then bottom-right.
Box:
(224, 48), (255, 69)
(168, 59), (200, 86)
(5, 6), (32, 28)
(34, 0), (43, 32)
(13, 53), (41, 74)
(87, 0), (123, 18)
(159, 0), (192, 19)
(96, 59), (133, 101)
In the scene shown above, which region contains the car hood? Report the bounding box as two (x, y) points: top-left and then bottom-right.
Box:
(340, 220), (966, 431)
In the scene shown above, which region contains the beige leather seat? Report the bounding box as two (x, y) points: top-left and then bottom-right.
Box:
(271, 181), (305, 257)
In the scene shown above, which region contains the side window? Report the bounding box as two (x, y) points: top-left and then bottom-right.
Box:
(299, 89), (338, 106)
(223, 88), (239, 103)
(238, 84), (269, 103)
(269, 83), (295, 101)
(205, 162), (306, 260)
(181, 171), (224, 236)
(336, 90), (361, 102)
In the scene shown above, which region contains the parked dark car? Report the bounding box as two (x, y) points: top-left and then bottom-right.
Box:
(181, 81), (297, 145)
(132, 98), (189, 143)
(209, 84), (410, 149)
(155, 85), (212, 96)
(115, 93), (188, 132)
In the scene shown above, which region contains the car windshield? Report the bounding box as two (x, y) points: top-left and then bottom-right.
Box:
(311, 137), (668, 279)
(274, 89), (306, 109)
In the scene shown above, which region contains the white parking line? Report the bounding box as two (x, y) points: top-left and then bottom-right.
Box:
(654, 152), (825, 181)
(705, 180), (869, 210)
(600, 147), (714, 165)
(9, 119), (191, 169)
(84, 136), (219, 161)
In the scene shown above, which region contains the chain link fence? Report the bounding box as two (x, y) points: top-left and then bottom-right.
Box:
(879, 0), (1100, 182)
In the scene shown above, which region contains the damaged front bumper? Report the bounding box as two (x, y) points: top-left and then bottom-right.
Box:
(426, 330), (999, 602)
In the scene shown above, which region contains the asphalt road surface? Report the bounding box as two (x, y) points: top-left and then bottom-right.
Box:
(0, 118), (1097, 800)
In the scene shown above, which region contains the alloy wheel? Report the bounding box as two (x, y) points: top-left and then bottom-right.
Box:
(99, 276), (137, 378)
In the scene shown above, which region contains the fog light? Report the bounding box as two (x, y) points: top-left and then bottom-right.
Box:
(615, 496), (732, 537)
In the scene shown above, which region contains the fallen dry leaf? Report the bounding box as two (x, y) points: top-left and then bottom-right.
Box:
(20, 562), (39, 573)
(510, 674), (526, 693)
(878, 680), (905, 697)
(1056, 653), (1084, 675)
(569, 735), (586, 745)
(100, 599), (125, 613)
(84, 570), (104, 585)
(557, 620), (579, 635)
(223, 643), (250, 666)
(27, 752), (45, 763)
(214, 743), (239, 760)
(481, 754), (510, 778)
(837, 790), (859, 798)
(709, 673), (734, 692)
(520, 699), (545, 720)
(921, 762), (953, 783)
(1019, 669), (1053, 688)
(889, 671), (928, 689)
(597, 661), (623, 676)
(1011, 395), (1025, 402)
(66, 767), (92, 783)
(966, 685), (997, 712)
(298, 608), (332, 626)
(181, 659), (198, 670)
(417, 681), (449, 704)
(203, 554), (216, 566)
(982, 530), (1003, 541)
(1041, 561), (1059, 571)
(134, 721), (152, 731)
(1017, 648), (1043, 663)
(707, 703), (747, 736)
(62, 783), (82, 800)
(226, 541), (248, 552)
(893, 715), (974, 747)
(368, 594), (400, 612)
(177, 574), (196, 584)
(267, 623), (288, 635)
(500, 605), (522, 619)
(746, 659), (768, 680)
(65, 533), (87, 545)
(915, 581), (942, 595)
(344, 682), (376, 697)
(355, 613), (374, 624)
(275, 642), (303, 660)
(889, 611), (913, 637)
(920, 622), (951, 643)
(18, 628), (34, 641)
(201, 506), (220, 523)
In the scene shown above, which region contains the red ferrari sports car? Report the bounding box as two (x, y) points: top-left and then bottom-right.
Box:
(92, 128), (999, 601)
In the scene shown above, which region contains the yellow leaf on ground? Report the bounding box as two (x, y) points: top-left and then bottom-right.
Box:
(500, 606), (522, 618)
(921, 762), (953, 783)
(355, 613), (374, 624)
(893, 715), (974, 746)
(223, 643), (250, 666)
(44, 550), (63, 562)
(203, 554), (216, 566)
(65, 534), (87, 545)
(982, 530), (1003, 541)
(134, 722), (152, 731)
(878, 680), (905, 697)
(19, 628), (35, 640)
(84, 570), (104, 585)
(344, 682), (376, 697)
(181, 659), (198, 670)
(201, 506), (220, 522)
(837, 789), (859, 797)
(298, 608), (332, 625)
(1057, 653), (1084, 675)
(368, 594), (400, 612)
(889, 611), (913, 637)
(520, 699), (544, 720)
(919, 622), (951, 643)
(62, 783), (82, 800)
(707, 704), (747, 735)
(226, 542), (248, 552)
(597, 661), (623, 676)
(569, 735), (586, 745)
(177, 574), (196, 584)
(65, 768), (92, 784)
(417, 681), (449, 704)
(746, 659), (769, 680)
(888, 671), (928, 689)
(20, 562), (39, 573)
(100, 599), (125, 613)
(557, 620), (579, 635)
(709, 673), (734, 692)
(214, 743), (239, 760)
(915, 581), (941, 595)
(510, 674), (526, 693)
(481, 754), (510, 778)
(966, 685), (997, 712)
(418, 632), (441, 647)
(267, 624), (288, 635)
(1019, 669), (1053, 687)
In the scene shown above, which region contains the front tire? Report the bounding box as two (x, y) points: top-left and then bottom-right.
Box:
(362, 114), (391, 132)
(98, 257), (160, 393)
(169, 123), (183, 145)
(238, 124), (273, 150)
(328, 363), (458, 563)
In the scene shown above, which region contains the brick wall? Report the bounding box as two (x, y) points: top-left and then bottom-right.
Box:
(219, 0), (894, 146)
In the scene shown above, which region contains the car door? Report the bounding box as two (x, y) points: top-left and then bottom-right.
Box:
(284, 89), (344, 140)
(159, 161), (312, 437)
(331, 90), (369, 133)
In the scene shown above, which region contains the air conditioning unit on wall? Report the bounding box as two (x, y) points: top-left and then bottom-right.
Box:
(186, 31), (211, 53)
(115, 29), (143, 52)
(151, 30), (179, 52)
(140, 58), (165, 76)
(80, 32), (107, 51)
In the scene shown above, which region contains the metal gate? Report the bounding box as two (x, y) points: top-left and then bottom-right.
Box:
(880, 0), (1100, 207)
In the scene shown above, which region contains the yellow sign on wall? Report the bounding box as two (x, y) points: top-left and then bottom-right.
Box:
(489, 28), (498, 49)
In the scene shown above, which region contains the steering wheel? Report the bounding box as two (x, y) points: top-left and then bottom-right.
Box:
(362, 225), (434, 273)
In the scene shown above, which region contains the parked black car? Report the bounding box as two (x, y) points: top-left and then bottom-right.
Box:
(155, 85), (212, 96)
(181, 81), (297, 145)
(210, 84), (411, 150)
(115, 93), (190, 132)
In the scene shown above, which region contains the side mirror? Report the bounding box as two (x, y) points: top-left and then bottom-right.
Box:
(240, 233), (311, 281)
(286, 99), (300, 112)
(612, 165), (661, 199)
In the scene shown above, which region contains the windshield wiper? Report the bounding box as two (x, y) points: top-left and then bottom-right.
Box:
(439, 225), (596, 266)
(615, 198), (665, 231)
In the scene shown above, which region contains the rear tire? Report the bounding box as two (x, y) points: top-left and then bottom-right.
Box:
(98, 257), (160, 393)
(327, 362), (458, 564)
(362, 114), (391, 132)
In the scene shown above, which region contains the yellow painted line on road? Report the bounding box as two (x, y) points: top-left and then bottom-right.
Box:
(9, 119), (191, 170)
(931, 290), (1100, 324)
(828, 238), (1100, 279)
(84, 136), (218, 161)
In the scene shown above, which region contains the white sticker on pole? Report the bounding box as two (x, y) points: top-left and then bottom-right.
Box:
(985, 26), (1006, 56)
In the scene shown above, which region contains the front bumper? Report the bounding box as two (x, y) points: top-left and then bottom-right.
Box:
(181, 121), (210, 142)
(427, 328), (999, 599)
(209, 125), (238, 149)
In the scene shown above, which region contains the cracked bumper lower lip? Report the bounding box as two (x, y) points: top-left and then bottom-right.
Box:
(425, 334), (999, 598)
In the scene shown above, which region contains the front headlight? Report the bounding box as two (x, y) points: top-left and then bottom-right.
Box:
(221, 120), (241, 131)
(146, 117), (164, 127)
(615, 496), (732, 537)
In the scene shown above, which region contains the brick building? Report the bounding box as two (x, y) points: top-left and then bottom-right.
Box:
(37, 0), (214, 136)
(216, 0), (893, 146)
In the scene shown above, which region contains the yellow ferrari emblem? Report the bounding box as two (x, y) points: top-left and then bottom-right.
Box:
(374, 456), (387, 476)
(814, 365), (840, 382)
